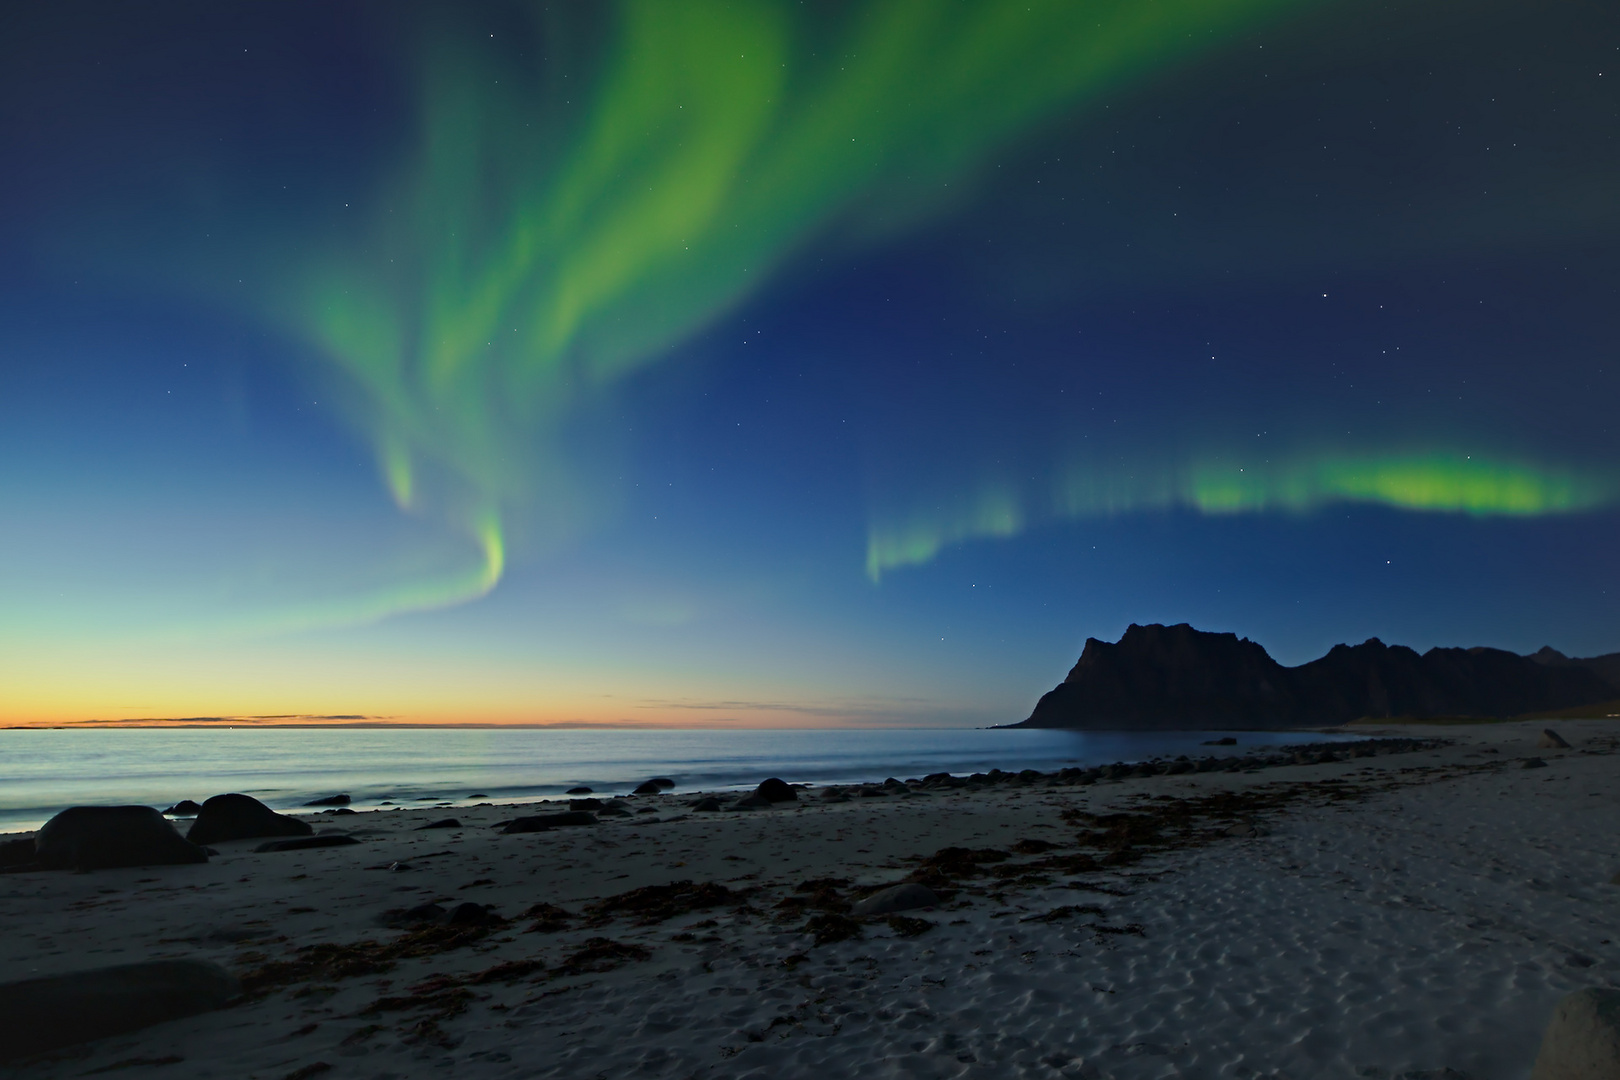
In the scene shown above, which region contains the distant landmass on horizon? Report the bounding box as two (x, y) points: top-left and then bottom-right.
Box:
(1011, 623), (1620, 731)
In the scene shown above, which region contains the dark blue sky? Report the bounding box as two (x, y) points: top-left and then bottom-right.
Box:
(1, 0), (1616, 725)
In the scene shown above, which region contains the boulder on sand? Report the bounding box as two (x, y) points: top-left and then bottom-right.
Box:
(0, 959), (238, 1062)
(500, 811), (597, 834)
(254, 835), (360, 853)
(161, 800), (202, 817)
(0, 836), (36, 869)
(754, 777), (798, 803)
(1531, 987), (1620, 1080)
(35, 807), (208, 871)
(851, 883), (942, 917)
(186, 794), (312, 846)
(632, 781), (664, 795)
(1539, 728), (1573, 750)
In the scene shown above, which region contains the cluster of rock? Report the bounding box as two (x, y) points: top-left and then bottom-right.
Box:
(686, 777), (800, 812)
(1, 793), (326, 873)
(813, 738), (1445, 797)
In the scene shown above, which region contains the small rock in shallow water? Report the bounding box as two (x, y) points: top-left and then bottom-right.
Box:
(303, 794), (351, 807)
(632, 781), (664, 795)
(161, 800), (202, 817)
(852, 883), (942, 917)
(565, 786), (593, 795)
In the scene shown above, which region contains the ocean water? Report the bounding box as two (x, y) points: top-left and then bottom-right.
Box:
(0, 726), (1356, 832)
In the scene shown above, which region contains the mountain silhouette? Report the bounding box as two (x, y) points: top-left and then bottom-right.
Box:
(1012, 623), (1620, 729)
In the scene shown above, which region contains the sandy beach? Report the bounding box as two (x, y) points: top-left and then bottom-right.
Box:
(3, 719), (1618, 1080)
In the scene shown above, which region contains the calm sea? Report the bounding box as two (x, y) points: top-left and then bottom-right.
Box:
(0, 726), (1354, 832)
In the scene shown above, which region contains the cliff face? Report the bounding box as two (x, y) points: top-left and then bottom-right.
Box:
(1016, 623), (1619, 730)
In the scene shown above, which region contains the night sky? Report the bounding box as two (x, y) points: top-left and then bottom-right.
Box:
(2, 0), (1616, 726)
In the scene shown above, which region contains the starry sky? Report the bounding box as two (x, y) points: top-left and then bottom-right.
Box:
(1, 0), (1616, 727)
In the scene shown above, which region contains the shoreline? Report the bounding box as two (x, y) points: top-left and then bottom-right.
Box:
(3, 719), (1616, 1078)
(0, 727), (1369, 835)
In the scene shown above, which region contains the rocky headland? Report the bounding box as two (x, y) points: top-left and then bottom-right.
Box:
(1015, 622), (1620, 730)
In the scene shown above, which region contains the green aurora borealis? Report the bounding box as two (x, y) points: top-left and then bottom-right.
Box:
(868, 451), (1614, 581)
(289, 0), (1316, 615)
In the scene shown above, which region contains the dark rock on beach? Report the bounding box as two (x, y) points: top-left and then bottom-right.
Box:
(0, 836), (36, 869)
(378, 900), (503, 929)
(0, 959), (238, 1062)
(728, 794), (771, 810)
(690, 798), (725, 812)
(303, 794), (351, 807)
(1524, 757), (1549, 769)
(755, 777), (798, 803)
(416, 818), (462, 830)
(186, 794), (313, 846)
(36, 806), (208, 871)
(161, 800), (202, 817)
(1016, 622), (1620, 729)
(851, 883), (942, 916)
(255, 835), (361, 853)
(632, 781), (665, 795)
(1539, 728), (1573, 749)
(566, 786), (593, 795)
(649, 777), (676, 789)
(500, 811), (597, 833)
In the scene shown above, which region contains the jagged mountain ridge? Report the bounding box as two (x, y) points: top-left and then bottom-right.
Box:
(1013, 623), (1620, 730)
